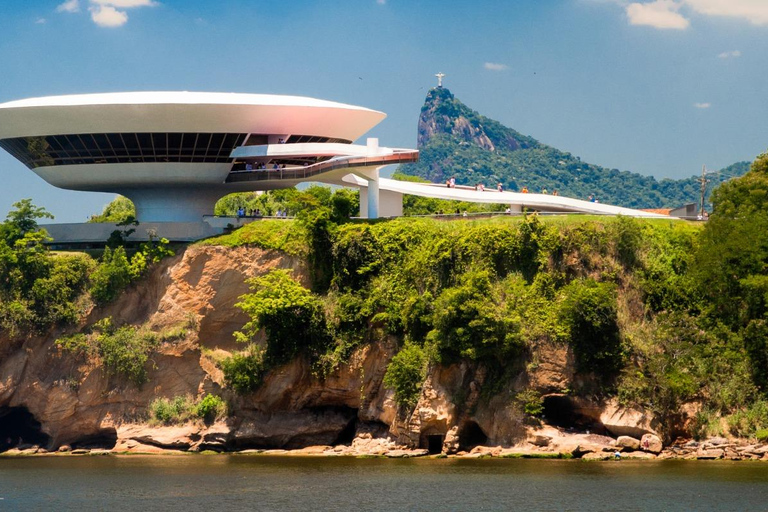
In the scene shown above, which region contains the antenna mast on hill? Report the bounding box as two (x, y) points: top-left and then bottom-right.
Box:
(697, 164), (711, 218)
(435, 72), (445, 88)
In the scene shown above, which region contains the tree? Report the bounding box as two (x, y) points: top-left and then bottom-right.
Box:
(560, 279), (623, 378)
(89, 196), (136, 224)
(427, 270), (521, 362)
(695, 151), (768, 327)
(1, 199), (53, 244)
(331, 188), (359, 221)
(383, 343), (427, 409)
(0, 200), (91, 336)
(234, 269), (331, 365)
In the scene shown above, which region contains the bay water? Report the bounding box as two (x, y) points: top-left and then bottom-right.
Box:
(1, 455), (767, 511)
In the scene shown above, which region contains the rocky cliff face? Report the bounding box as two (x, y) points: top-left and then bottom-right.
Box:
(0, 245), (668, 456)
(416, 87), (533, 152)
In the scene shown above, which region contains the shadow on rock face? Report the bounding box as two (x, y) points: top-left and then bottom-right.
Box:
(0, 406), (51, 451)
(70, 428), (118, 450)
(458, 420), (488, 451)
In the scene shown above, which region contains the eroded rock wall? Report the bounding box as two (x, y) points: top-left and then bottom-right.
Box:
(0, 244), (674, 454)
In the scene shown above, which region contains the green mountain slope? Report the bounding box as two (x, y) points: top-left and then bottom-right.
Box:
(399, 87), (749, 209)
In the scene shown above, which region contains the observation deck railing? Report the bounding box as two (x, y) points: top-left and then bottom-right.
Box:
(225, 151), (419, 183)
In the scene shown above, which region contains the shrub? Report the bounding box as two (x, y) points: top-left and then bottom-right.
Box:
(95, 320), (158, 385)
(138, 234), (174, 265)
(332, 225), (380, 291)
(689, 409), (724, 441)
(294, 196), (335, 291)
(0, 300), (35, 339)
(383, 343), (427, 409)
(195, 393), (227, 423)
(220, 346), (266, 394)
(55, 333), (92, 357)
(30, 254), (93, 326)
(727, 400), (768, 438)
(559, 279), (623, 378)
(610, 215), (643, 269)
(149, 396), (195, 425)
(90, 237), (174, 306)
(517, 389), (544, 417)
(234, 269), (331, 365)
(90, 246), (132, 305)
(401, 292), (434, 344)
(427, 270), (521, 362)
(148, 394), (228, 425)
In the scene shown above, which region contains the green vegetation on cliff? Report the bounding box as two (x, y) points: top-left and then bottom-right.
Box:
(0, 200), (93, 337)
(148, 393), (228, 425)
(210, 151), (768, 439)
(3, 151), (768, 441)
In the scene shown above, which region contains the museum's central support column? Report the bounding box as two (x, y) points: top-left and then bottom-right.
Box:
(120, 187), (225, 223)
(365, 138), (380, 219)
(367, 173), (380, 219)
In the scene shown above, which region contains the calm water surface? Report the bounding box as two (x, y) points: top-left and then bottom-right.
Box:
(1, 455), (767, 511)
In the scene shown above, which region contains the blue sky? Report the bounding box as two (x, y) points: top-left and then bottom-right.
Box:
(0, 0), (767, 222)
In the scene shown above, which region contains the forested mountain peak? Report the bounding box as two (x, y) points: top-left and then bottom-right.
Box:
(402, 87), (749, 209)
(417, 87), (538, 153)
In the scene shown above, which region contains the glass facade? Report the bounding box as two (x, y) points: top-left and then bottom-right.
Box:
(0, 133), (350, 169)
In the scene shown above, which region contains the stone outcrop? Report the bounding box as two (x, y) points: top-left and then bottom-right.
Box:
(640, 433), (663, 454)
(600, 400), (663, 440)
(616, 435), (641, 450)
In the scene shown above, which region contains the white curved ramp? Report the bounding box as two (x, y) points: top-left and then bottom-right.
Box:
(342, 176), (669, 218)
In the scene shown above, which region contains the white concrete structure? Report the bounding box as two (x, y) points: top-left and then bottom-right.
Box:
(0, 92), (412, 222)
(0, 91), (666, 228)
(347, 177), (669, 218)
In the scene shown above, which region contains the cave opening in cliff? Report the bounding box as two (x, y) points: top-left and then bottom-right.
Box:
(458, 421), (488, 451)
(0, 406), (50, 451)
(333, 416), (358, 446)
(71, 429), (117, 450)
(427, 435), (444, 454)
(542, 395), (600, 431)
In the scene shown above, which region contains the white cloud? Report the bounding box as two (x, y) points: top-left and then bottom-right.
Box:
(613, 0), (768, 29)
(56, 0), (80, 13)
(35, 18), (47, 24)
(718, 50), (742, 59)
(89, 5), (129, 27)
(56, 0), (158, 28)
(91, 0), (157, 7)
(684, 0), (768, 26)
(484, 62), (509, 71)
(626, 0), (690, 29)
(694, 102), (711, 109)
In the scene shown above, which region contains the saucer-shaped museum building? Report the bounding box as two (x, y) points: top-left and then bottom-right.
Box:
(0, 92), (417, 222)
